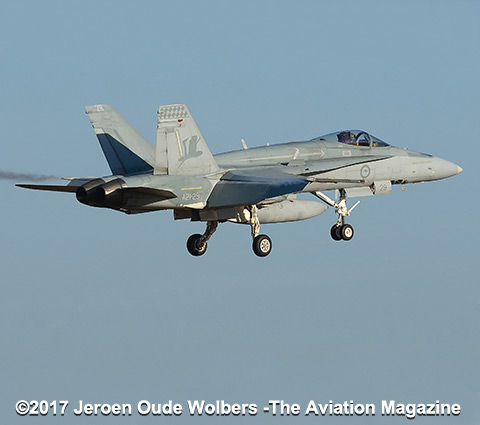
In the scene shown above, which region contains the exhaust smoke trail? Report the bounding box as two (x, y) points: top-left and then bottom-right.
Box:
(0, 170), (59, 182)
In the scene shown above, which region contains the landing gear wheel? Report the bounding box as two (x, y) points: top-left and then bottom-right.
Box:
(252, 234), (272, 257)
(341, 224), (354, 241)
(187, 234), (207, 256)
(330, 224), (342, 241)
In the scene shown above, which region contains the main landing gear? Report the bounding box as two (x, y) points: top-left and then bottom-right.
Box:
(186, 221), (217, 256)
(314, 189), (359, 242)
(186, 205), (273, 257)
(249, 205), (272, 257)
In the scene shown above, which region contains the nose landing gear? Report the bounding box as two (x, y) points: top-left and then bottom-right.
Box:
(330, 223), (354, 241)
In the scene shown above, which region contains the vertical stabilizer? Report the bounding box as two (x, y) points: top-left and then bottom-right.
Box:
(155, 104), (220, 175)
(85, 105), (154, 175)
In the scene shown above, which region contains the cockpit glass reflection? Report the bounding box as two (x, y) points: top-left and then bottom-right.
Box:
(312, 130), (389, 147)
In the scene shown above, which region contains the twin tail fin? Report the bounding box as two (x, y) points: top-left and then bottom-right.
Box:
(155, 104), (219, 176)
(85, 104), (155, 175)
(86, 104), (219, 177)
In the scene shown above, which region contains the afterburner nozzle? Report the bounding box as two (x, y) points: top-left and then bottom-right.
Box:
(76, 178), (126, 207)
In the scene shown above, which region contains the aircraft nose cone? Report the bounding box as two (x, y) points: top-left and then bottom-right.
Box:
(431, 157), (463, 180)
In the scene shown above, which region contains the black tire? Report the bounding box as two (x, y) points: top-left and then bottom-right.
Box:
(330, 224), (342, 241)
(252, 234), (272, 257)
(341, 224), (354, 241)
(186, 234), (207, 256)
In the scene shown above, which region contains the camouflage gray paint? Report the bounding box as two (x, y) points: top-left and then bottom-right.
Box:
(17, 105), (462, 257)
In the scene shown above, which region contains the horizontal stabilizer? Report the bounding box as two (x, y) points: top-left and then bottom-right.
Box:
(16, 184), (77, 192)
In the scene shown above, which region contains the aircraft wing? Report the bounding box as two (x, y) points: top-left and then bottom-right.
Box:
(206, 169), (364, 208)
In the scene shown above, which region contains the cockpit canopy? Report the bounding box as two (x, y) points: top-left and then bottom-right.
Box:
(312, 130), (389, 148)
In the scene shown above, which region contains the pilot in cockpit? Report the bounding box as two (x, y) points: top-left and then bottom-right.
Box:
(337, 131), (356, 144)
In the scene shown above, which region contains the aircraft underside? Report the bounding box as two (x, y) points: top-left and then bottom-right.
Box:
(182, 188), (357, 257)
(16, 104), (462, 257)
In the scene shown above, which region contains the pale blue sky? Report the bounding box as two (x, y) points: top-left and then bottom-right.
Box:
(1, 1), (478, 423)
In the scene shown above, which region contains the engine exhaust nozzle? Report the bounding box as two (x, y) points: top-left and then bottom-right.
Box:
(76, 178), (126, 207)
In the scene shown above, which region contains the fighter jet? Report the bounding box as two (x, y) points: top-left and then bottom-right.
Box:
(17, 104), (462, 257)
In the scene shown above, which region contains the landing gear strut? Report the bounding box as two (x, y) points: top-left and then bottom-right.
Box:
(314, 189), (359, 242)
(249, 205), (272, 257)
(186, 206), (273, 257)
(186, 221), (218, 256)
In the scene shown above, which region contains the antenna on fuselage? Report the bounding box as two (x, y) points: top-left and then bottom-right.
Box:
(241, 138), (248, 150)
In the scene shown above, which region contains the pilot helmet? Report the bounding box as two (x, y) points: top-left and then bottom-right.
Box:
(337, 131), (355, 144)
